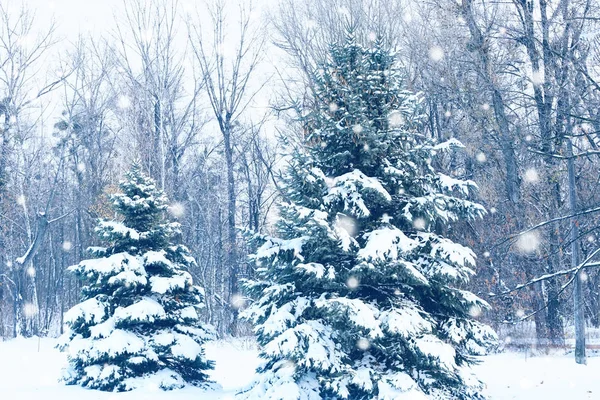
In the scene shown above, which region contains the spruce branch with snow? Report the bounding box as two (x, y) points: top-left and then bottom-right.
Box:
(241, 32), (496, 400)
(60, 164), (214, 391)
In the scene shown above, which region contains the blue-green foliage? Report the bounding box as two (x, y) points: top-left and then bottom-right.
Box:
(61, 164), (214, 392)
(242, 32), (496, 400)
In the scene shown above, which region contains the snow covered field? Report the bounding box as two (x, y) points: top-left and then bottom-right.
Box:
(1, 337), (598, 399)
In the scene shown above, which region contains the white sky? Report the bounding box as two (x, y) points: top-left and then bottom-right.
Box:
(12, 0), (283, 139)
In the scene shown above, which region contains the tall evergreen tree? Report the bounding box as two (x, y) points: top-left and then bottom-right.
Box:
(60, 164), (214, 391)
(241, 32), (496, 400)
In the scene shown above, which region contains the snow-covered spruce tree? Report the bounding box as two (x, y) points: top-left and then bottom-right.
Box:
(60, 164), (214, 391)
(241, 33), (496, 400)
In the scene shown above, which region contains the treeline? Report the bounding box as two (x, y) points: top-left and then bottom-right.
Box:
(2, 0), (600, 349)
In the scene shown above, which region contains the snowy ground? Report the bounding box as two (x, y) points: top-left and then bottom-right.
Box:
(0, 337), (598, 399)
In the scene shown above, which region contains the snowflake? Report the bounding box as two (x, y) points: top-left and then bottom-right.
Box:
(524, 168), (539, 183)
(368, 31), (377, 42)
(444, 110), (452, 118)
(531, 70), (544, 86)
(231, 293), (246, 310)
(23, 303), (38, 317)
(517, 231), (540, 254)
(515, 309), (525, 318)
(357, 338), (370, 350)
(525, 135), (533, 142)
(581, 271), (588, 282)
(329, 102), (339, 112)
(499, 27), (507, 35)
(413, 218), (426, 230)
(26, 267), (36, 277)
(168, 202), (185, 218)
(388, 110), (403, 127)
(481, 103), (490, 111)
(16, 195), (26, 206)
(336, 215), (357, 237)
(469, 305), (482, 318)
(483, 251), (490, 258)
(489, 207), (497, 214)
(476, 152), (487, 163)
(76, 163), (86, 172)
(352, 124), (363, 134)
(588, 235), (595, 243)
(347, 277), (359, 290)
(118, 95), (131, 109)
(429, 46), (444, 62)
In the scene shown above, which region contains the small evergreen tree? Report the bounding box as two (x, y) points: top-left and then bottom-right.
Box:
(242, 32), (496, 400)
(61, 164), (214, 391)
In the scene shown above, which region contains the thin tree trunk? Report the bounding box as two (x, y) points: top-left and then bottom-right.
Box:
(567, 138), (586, 364)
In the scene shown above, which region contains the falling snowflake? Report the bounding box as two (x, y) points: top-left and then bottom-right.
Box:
(516, 309), (525, 318)
(346, 276), (359, 289)
(525, 135), (533, 142)
(26, 267), (36, 277)
(352, 124), (363, 134)
(336, 215), (357, 237)
(388, 110), (404, 127)
(581, 271), (588, 282)
(429, 46), (444, 62)
(444, 110), (452, 118)
(76, 163), (86, 172)
(329, 102), (339, 112)
(6, 261), (12, 268)
(481, 103), (490, 111)
(476, 152), (487, 163)
(517, 231), (540, 254)
(524, 168), (539, 183)
(483, 251), (491, 258)
(357, 338), (370, 350)
(168, 202), (185, 218)
(413, 218), (426, 230)
(363, 144), (370, 151)
(394, 289), (401, 296)
(469, 305), (482, 318)
(588, 235), (595, 243)
(62, 241), (73, 252)
(368, 31), (377, 42)
(23, 303), (38, 317)
(118, 95), (131, 109)
(490, 207), (497, 214)
(498, 27), (507, 35)
(231, 293), (246, 310)
(16, 195), (26, 206)
(531, 69), (544, 86)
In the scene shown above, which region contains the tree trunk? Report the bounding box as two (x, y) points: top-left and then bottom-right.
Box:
(223, 125), (238, 334)
(567, 138), (586, 364)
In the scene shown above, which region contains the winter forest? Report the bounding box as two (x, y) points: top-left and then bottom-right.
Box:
(1, 0), (600, 398)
